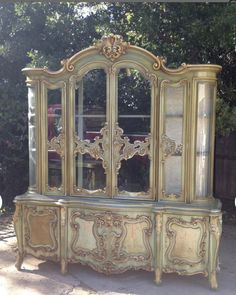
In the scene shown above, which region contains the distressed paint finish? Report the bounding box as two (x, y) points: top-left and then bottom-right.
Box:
(14, 34), (222, 289)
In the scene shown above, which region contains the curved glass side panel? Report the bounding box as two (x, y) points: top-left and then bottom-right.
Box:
(73, 69), (108, 195)
(116, 68), (151, 198)
(195, 82), (215, 199)
(161, 81), (186, 201)
(47, 88), (63, 191)
(28, 86), (37, 190)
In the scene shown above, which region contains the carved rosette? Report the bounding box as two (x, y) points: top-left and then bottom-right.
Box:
(165, 217), (207, 270)
(94, 34), (129, 61)
(113, 123), (151, 174)
(70, 210), (153, 274)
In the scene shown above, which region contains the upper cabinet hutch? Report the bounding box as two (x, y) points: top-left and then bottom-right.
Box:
(14, 34), (222, 289)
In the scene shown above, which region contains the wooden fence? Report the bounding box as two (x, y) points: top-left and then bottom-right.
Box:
(214, 132), (236, 199)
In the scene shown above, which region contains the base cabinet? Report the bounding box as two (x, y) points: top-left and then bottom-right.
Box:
(67, 209), (154, 274)
(14, 197), (222, 289)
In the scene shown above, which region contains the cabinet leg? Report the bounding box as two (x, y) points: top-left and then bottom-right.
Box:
(209, 271), (218, 289)
(15, 251), (24, 271)
(61, 259), (68, 275)
(154, 268), (162, 285)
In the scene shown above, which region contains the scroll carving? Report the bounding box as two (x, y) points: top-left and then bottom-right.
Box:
(48, 132), (65, 158)
(94, 34), (129, 61)
(74, 123), (109, 173)
(161, 134), (183, 159)
(113, 123), (151, 174)
(70, 211), (153, 274)
(165, 217), (207, 267)
(24, 206), (58, 254)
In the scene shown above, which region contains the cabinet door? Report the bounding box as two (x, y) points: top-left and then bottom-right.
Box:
(162, 214), (208, 275)
(23, 205), (60, 261)
(159, 80), (187, 202)
(68, 209), (154, 274)
(42, 81), (66, 195)
(113, 67), (154, 199)
(71, 68), (110, 196)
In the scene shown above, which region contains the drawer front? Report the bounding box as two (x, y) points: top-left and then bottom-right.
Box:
(23, 205), (60, 261)
(162, 214), (209, 275)
(68, 209), (154, 274)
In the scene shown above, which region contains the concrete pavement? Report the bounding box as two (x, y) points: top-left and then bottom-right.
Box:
(0, 215), (235, 295)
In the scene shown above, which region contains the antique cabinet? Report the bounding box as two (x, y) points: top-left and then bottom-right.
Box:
(14, 34), (222, 289)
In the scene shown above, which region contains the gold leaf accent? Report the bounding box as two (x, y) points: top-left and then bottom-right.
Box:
(94, 34), (129, 61)
(113, 123), (150, 174)
(161, 134), (183, 159)
(48, 133), (65, 158)
(73, 123), (109, 173)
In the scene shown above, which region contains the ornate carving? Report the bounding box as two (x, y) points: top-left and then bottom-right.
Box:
(163, 267), (208, 277)
(165, 217), (207, 267)
(74, 123), (109, 173)
(48, 132), (65, 158)
(24, 206), (58, 254)
(113, 123), (150, 174)
(161, 134), (183, 159)
(70, 210), (153, 274)
(209, 215), (222, 289)
(94, 34), (129, 61)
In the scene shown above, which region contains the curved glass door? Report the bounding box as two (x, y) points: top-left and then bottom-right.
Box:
(73, 69), (109, 196)
(114, 68), (152, 198)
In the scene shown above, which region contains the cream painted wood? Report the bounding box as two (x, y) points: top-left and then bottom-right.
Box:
(14, 34), (222, 289)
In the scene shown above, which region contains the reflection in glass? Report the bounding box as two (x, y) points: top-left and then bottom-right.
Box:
(163, 84), (184, 197)
(48, 152), (62, 187)
(74, 69), (107, 192)
(75, 154), (105, 191)
(48, 89), (62, 140)
(117, 68), (151, 195)
(118, 156), (150, 193)
(28, 87), (36, 189)
(47, 88), (62, 189)
(196, 82), (215, 198)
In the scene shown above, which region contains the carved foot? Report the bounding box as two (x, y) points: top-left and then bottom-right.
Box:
(61, 259), (68, 275)
(209, 271), (218, 289)
(15, 252), (24, 271)
(154, 268), (162, 285)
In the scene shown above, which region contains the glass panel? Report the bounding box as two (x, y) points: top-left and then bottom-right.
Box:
(74, 69), (107, 192)
(48, 152), (62, 187)
(196, 82), (215, 198)
(117, 68), (151, 195)
(75, 154), (105, 190)
(47, 88), (62, 188)
(75, 69), (106, 140)
(28, 87), (36, 189)
(163, 84), (184, 198)
(118, 156), (150, 193)
(165, 156), (182, 195)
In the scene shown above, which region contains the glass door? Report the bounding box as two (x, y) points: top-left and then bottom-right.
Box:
(113, 67), (152, 199)
(72, 68), (110, 196)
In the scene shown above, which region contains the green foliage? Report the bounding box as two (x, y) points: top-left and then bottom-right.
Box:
(0, 2), (235, 206)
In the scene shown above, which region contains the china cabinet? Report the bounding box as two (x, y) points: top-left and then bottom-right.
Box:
(14, 34), (222, 289)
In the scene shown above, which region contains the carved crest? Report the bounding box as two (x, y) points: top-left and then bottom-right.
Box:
(94, 34), (129, 61)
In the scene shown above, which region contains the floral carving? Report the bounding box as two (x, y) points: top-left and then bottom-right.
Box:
(94, 34), (129, 61)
